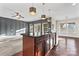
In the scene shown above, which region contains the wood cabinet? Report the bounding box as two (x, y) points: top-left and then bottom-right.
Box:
(23, 33), (56, 56)
(22, 18), (56, 56)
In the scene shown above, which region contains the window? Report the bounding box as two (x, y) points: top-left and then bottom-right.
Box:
(67, 23), (75, 31)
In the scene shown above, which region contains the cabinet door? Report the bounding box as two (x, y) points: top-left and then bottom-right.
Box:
(42, 22), (48, 35)
(45, 35), (50, 52)
(23, 36), (34, 56)
(35, 37), (45, 56)
(36, 42), (43, 56)
(50, 34), (54, 49)
(29, 24), (34, 36)
(34, 23), (41, 36)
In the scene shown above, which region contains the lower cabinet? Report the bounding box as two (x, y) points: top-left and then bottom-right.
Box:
(23, 33), (56, 56)
(35, 42), (44, 56)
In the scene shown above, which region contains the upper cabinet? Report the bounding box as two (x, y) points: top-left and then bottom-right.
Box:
(28, 19), (52, 37)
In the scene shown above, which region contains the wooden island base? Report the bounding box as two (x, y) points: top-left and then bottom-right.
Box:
(22, 33), (56, 56)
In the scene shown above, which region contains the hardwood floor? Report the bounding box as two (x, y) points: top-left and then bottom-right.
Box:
(15, 36), (79, 56)
(46, 36), (79, 56)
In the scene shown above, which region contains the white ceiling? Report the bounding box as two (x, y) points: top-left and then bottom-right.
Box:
(0, 3), (79, 21)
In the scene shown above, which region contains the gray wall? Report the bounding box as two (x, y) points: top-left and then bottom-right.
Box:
(0, 17), (28, 36)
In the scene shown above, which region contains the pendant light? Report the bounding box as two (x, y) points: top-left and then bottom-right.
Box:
(29, 3), (36, 16)
(41, 3), (47, 19)
(47, 9), (52, 22)
(41, 15), (46, 19)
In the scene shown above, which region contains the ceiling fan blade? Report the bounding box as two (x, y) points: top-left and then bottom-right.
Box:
(21, 16), (24, 18)
(19, 15), (24, 18)
(6, 7), (24, 19)
(6, 7), (17, 13)
(12, 15), (17, 17)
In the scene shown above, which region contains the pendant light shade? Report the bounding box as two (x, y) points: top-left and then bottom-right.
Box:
(41, 3), (47, 20)
(29, 7), (36, 16)
(41, 15), (46, 19)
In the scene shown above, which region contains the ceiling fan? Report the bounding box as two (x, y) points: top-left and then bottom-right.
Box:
(11, 12), (24, 19)
(7, 8), (24, 19)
